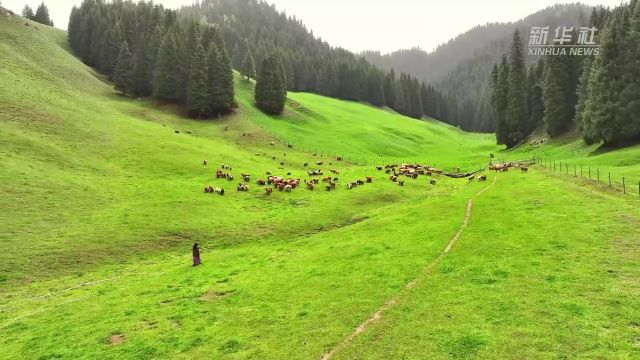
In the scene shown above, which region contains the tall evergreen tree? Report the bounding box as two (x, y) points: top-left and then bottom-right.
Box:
(154, 31), (179, 101)
(505, 30), (528, 147)
(618, 0), (640, 141)
(528, 61), (545, 131)
(132, 35), (151, 97)
(33, 2), (53, 26)
(22, 5), (34, 20)
(493, 56), (510, 145)
(255, 54), (286, 115)
(582, 7), (630, 144)
(187, 44), (211, 118)
(114, 41), (134, 96)
(240, 48), (256, 80)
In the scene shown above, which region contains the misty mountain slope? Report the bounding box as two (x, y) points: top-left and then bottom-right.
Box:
(364, 3), (592, 131)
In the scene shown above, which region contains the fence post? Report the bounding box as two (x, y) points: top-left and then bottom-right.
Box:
(580, 164), (583, 177)
(566, 163), (569, 174)
(623, 177), (626, 194)
(609, 172), (612, 187)
(574, 164), (577, 177)
(597, 169), (600, 182)
(589, 166), (591, 179)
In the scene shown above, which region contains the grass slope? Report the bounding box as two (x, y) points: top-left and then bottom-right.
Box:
(1, 11), (639, 360)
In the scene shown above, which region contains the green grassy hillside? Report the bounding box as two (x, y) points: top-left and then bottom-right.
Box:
(1, 11), (639, 360)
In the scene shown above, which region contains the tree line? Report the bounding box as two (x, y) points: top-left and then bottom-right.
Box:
(22, 2), (53, 26)
(178, 0), (456, 122)
(491, 1), (640, 147)
(68, 0), (241, 118)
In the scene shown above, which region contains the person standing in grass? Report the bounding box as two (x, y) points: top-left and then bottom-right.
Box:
(192, 243), (202, 266)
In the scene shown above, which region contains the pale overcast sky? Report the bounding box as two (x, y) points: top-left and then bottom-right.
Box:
(2, 0), (625, 53)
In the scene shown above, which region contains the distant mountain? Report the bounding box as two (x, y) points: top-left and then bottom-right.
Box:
(363, 3), (593, 131)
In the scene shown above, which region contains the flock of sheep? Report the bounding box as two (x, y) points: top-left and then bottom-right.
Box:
(202, 156), (530, 197)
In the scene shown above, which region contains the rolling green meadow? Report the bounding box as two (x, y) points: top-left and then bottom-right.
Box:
(1, 10), (639, 360)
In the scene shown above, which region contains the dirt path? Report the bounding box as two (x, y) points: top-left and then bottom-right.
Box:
(320, 176), (497, 360)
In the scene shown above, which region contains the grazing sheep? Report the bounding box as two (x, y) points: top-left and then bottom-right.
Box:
(266, 171), (272, 175)
(175, 130), (180, 134)
(336, 157), (342, 161)
(356, 179), (365, 185)
(307, 183), (314, 190)
(479, 175), (487, 181)
(430, 179), (437, 185)
(390, 175), (398, 182)
(468, 175), (475, 181)
(270, 142), (275, 146)
(257, 179), (266, 186)
(347, 183), (354, 189)
(521, 166), (529, 173)
(284, 185), (293, 192)
(316, 161), (323, 166)
(237, 183), (249, 192)
(265, 187), (273, 195)
(214, 187), (225, 196)
(398, 180), (405, 186)
(376, 166), (383, 171)
(204, 186), (213, 193)
(304, 162), (309, 167)
(203, 160), (208, 166)
(330, 169), (340, 175)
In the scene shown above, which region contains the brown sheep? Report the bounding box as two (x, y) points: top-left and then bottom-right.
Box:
(307, 183), (314, 190)
(521, 166), (529, 173)
(366, 176), (373, 183)
(265, 187), (273, 195)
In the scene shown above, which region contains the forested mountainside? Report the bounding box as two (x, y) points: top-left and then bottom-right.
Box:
(364, 3), (591, 131)
(490, 1), (640, 148)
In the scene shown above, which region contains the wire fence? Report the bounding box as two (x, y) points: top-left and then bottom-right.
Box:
(535, 156), (640, 198)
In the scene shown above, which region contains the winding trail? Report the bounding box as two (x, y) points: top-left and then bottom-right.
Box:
(320, 176), (498, 360)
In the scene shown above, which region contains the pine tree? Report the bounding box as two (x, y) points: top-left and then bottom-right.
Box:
(618, 0), (640, 141)
(22, 5), (34, 20)
(33, 2), (53, 26)
(494, 56), (510, 145)
(505, 30), (528, 147)
(114, 41), (135, 96)
(187, 44), (211, 118)
(104, 22), (124, 79)
(582, 7), (629, 144)
(154, 31), (179, 102)
(133, 36), (153, 97)
(528, 61), (545, 131)
(240, 48), (257, 80)
(255, 54), (286, 115)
